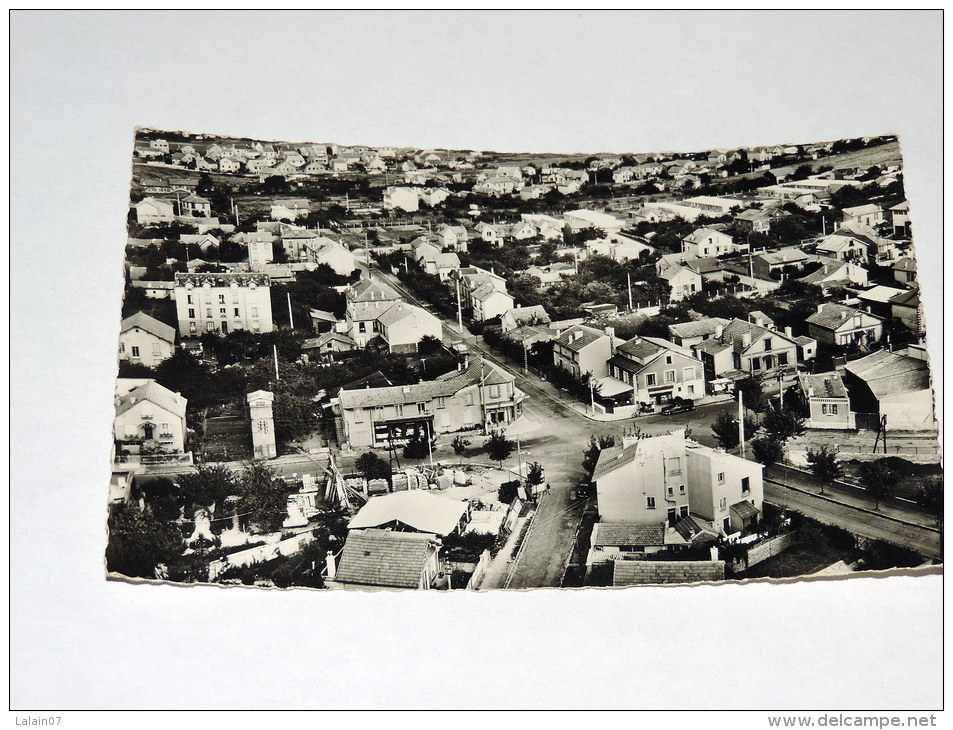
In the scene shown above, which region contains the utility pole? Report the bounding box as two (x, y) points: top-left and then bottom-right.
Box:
(273, 344), (280, 382)
(738, 390), (746, 459)
(589, 379), (596, 416)
(287, 292), (294, 329)
(627, 271), (634, 312)
(455, 277), (464, 334)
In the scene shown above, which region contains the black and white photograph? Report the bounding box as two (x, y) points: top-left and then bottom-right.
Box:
(10, 8), (944, 715)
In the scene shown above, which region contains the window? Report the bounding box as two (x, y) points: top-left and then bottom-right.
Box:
(188, 308), (195, 318)
(667, 486), (674, 497)
(717, 472), (725, 484)
(764, 337), (772, 351)
(490, 385), (500, 398)
(252, 321), (260, 332)
(752, 357), (761, 370)
(664, 370), (676, 383)
(742, 477), (750, 494)
(220, 308), (227, 318)
(418, 402), (427, 414)
(645, 373), (656, 386)
(187, 294), (193, 304)
(395, 404), (403, 417)
(152, 343), (162, 356)
(131, 346), (140, 358)
(189, 322), (197, 333)
(465, 393), (474, 406)
(435, 397), (446, 409)
(646, 497), (656, 509)
(719, 497), (727, 510)
(679, 506), (689, 518)
(687, 384), (695, 395)
(251, 307), (258, 318)
(218, 294), (226, 304)
(206, 322), (215, 332)
(830, 404), (838, 415)
(778, 352), (789, 366)
(665, 355), (672, 365)
(206, 308), (213, 318)
(683, 366), (695, 380)
(679, 484), (686, 494)
(358, 322), (366, 333)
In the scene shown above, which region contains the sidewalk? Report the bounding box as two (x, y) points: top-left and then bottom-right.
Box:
(476, 509), (535, 590)
(765, 464), (939, 532)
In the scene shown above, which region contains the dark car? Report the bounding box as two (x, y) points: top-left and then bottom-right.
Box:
(660, 398), (695, 415)
(575, 479), (593, 500)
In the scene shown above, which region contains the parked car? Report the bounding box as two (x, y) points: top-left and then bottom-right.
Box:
(660, 398), (694, 415)
(575, 479), (593, 500)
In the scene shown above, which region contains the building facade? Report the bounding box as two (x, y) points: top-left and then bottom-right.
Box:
(173, 273), (274, 336)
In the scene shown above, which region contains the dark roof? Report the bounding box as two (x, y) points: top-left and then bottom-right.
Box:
(844, 349), (931, 397)
(668, 317), (729, 340)
(612, 560), (725, 586)
(614, 337), (661, 363)
(889, 288), (920, 307)
(799, 372), (849, 399)
(335, 529), (438, 589)
(554, 324), (607, 353)
(591, 523), (665, 548)
(805, 303), (881, 331)
(730, 501), (760, 520)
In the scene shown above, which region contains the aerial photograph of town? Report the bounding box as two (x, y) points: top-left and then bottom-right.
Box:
(106, 128), (941, 592)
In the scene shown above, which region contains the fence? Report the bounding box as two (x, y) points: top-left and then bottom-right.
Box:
(730, 531), (798, 572)
(466, 549), (493, 590)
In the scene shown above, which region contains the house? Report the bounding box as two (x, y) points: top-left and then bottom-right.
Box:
(564, 209), (626, 234)
(218, 157), (240, 174)
(471, 283), (515, 321)
(134, 197), (176, 223)
(658, 263), (703, 302)
(344, 278), (402, 346)
(521, 213), (565, 240)
(841, 203), (885, 229)
(180, 233), (220, 252)
(552, 324), (613, 380)
(796, 259), (869, 290)
(751, 247), (813, 279)
(335, 358), (525, 447)
(473, 175), (518, 196)
(413, 240), (460, 280)
(417, 188), (450, 207)
(889, 287), (924, 336)
(612, 559), (726, 587)
(308, 308), (338, 334)
(303, 237), (356, 276)
(668, 317), (730, 348)
(606, 335), (705, 407)
(842, 346), (935, 431)
(348, 491), (471, 537)
(173, 272), (274, 336)
(238, 230), (276, 271)
(799, 372), (855, 430)
(373, 301), (443, 353)
(816, 223), (889, 263)
(682, 195), (749, 216)
(522, 262), (577, 286)
(592, 430), (764, 534)
(118, 312), (176, 368)
(436, 224), (469, 251)
(114, 378), (188, 456)
(334, 529), (442, 590)
(719, 318), (799, 374)
(889, 200), (911, 237)
(892, 257), (917, 285)
(806, 303), (883, 349)
(794, 336), (818, 363)
(383, 186), (419, 212)
(179, 193), (212, 217)
(734, 208), (772, 234)
(681, 226), (743, 258)
(500, 305), (551, 333)
(586, 232), (654, 263)
(301, 331), (356, 361)
(586, 523), (668, 566)
(270, 199), (310, 221)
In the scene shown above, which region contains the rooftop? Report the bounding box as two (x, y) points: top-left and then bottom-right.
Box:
(335, 529), (439, 589)
(120, 311), (176, 343)
(612, 560), (726, 586)
(591, 522), (665, 548)
(348, 491), (469, 536)
(799, 371), (849, 399)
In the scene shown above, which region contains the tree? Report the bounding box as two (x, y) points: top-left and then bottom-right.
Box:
(711, 412), (759, 451)
(417, 334), (443, 356)
(582, 435), (615, 474)
(176, 463), (240, 510)
(525, 461), (545, 487)
(105, 503), (183, 579)
(805, 445), (843, 495)
(762, 403), (806, 442)
(484, 430), (515, 468)
(858, 460), (899, 510)
(916, 477), (943, 526)
(751, 436), (785, 466)
(450, 435), (470, 459)
(355, 451), (392, 485)
(402, 434), (430, 465)
(498, 479), (520, 505)
(238, 460), (292, 533)
(737, 377), (769, 413)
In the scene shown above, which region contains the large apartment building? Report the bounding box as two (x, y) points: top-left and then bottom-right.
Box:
(173, 273), (274, 336)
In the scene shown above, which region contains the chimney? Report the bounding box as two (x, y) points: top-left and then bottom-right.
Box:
(606, 326), (615, 348)
(709, 546), (720, 561)
(742, 332), (752, 348)
(714, 325), (723, 339)
(784, 326), (793, 338)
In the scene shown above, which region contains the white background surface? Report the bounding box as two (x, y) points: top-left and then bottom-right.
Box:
(9, 10), (944, 710)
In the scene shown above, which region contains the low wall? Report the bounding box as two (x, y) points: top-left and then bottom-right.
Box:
(731, 531), (798, 572)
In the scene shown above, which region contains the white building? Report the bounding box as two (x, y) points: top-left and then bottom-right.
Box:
(564, 209), (626, 233)
(114, 378), (188, 455)
(173, 272), (274, 336)
(118, 311), (176, 368)
(592, 430), (764, 535)
(247, 390), (277, 459)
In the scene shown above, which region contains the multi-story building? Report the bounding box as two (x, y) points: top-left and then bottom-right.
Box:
(606, 335), (706, 407)
(553, 324), (613, 380)
(344, 278), (402, 347)
(681, 226), (744, 258)
(335, 358), (525, 448)
(592, 430), (764, 535)
(173, 273), (274, 336)
(118, 311), (176, 368)
(806, 303), (883, 348)
(114, 378), (188, 455)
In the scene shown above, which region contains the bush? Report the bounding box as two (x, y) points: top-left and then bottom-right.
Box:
(498, 480), (520, 505)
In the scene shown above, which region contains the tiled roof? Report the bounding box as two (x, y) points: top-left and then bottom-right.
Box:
(120, 311), (175, 343)
(502, 305), (551, 327)
(591, 523), (665, 547)
(730, 501), (760, 520)
(174, 272), (270, 287)
(615, 337), (662, 363)
(335, 529), (438, 589)
(301, 332), (355, 350)
(844, 349), (931, 397)
(555, 324), (607, 353)
(348, 491), (469, 536)
(612, 560), (725, 586)
(115, 379), (186, 418)
(668, 317), (729, 340)
(889, 288), (920, 307)
(339, 379), (459, 409)
(347, 278), (400, 303)
(806, 303), (881, 331)
(892, 257), (916, 272)
(800, 372), (849, 398)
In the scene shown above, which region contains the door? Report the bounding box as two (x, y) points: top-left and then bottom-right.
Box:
(221, 322), (228, 334)
(667, 508), (677, 527)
